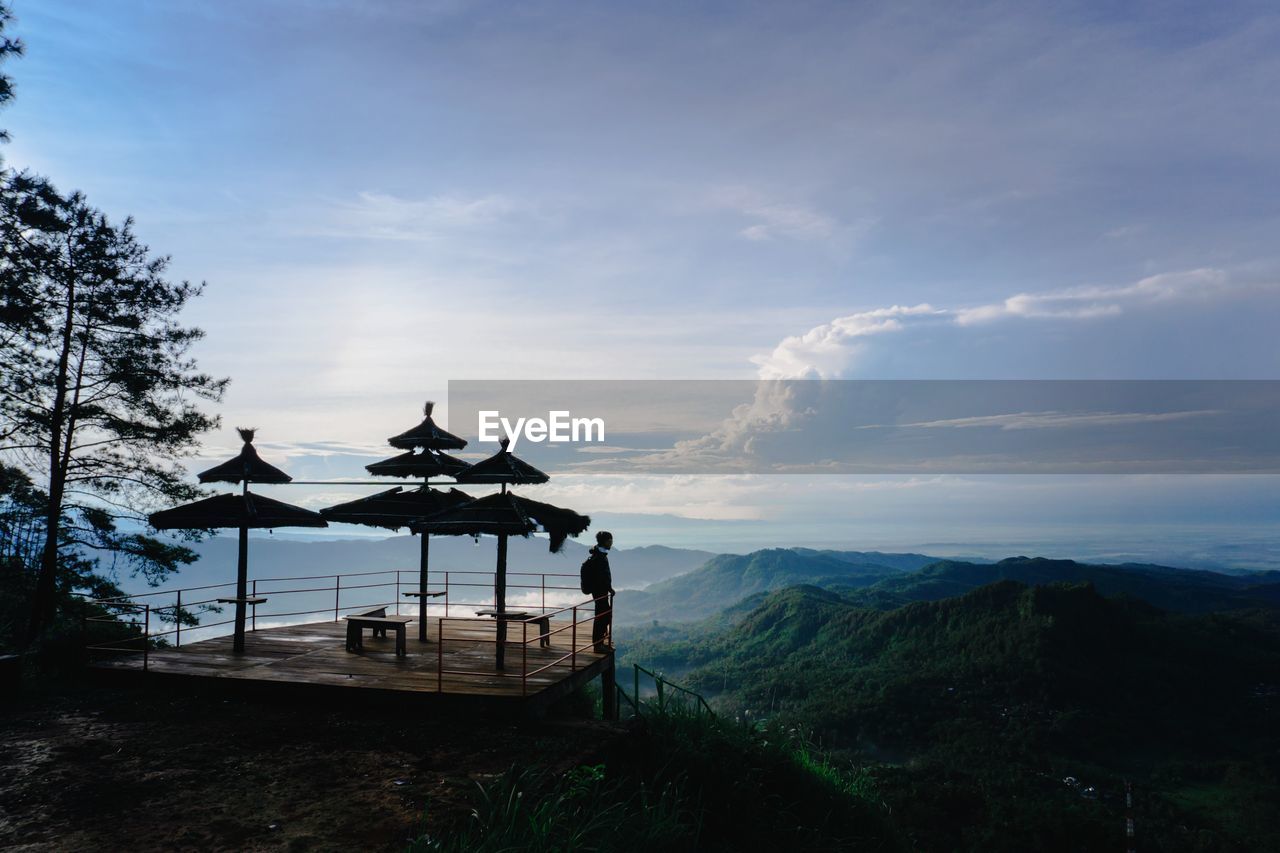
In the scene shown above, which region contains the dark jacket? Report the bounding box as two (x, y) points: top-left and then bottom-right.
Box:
(585, 546), (612, 595)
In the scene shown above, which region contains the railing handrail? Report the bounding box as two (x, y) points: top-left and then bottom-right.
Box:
(626, 663), (714, 717)
(81, 567), (616, 700)
(76, 568), (583, 604)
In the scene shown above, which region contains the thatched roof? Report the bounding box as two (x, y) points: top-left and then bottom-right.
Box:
(318, 486), (474, 531)
(197, 428), (292, 485)
(365, 450), (469, 479)
(412, 491), (589, 552)
(387, 401), (467, 451)
(149, 492), (327, 530)
(453, 438), (550, 485)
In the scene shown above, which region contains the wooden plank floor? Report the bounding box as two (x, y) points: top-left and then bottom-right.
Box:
(92, 617), (611, 701)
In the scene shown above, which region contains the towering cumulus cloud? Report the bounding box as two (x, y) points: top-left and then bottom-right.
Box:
(657, 268), (1276, 471)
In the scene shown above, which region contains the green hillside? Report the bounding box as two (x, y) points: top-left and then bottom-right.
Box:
(621, 581), (1280, 851)
(615, 548), (908, 625)
(615, 549), (1279, 630)
(851, 556), (1280, 613)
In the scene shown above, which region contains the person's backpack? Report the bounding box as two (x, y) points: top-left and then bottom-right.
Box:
(580, 552), (600, 594)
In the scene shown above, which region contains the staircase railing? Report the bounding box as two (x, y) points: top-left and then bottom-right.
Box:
(616, 663), (713, 717)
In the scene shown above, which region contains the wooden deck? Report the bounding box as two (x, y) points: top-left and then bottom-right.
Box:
(91, 617), (613, 716)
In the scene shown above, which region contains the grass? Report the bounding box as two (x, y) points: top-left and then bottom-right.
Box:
(409, 706), (901, 853)
(408, 764), (691, 852)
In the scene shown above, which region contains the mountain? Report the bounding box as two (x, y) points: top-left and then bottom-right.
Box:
(791, 548), (944, 572)
(621, 581), (1280, 851)
(615, 548), (916, 626)
(852, 556), (1280, 614)
(610, 544), (718, 586)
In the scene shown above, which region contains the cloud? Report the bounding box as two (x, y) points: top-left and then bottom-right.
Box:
(864, 409), (1223, 431)
(751, 304), (947, 379)
(632, 268), (1280, 473)
(704, 186), (873, 246)
(954, 268), (1229, 325)
(739, 202), (837, 242)
(536, 474), (773, 521)
(299, 191), (527, 242)
(753, 268), (1245, 379)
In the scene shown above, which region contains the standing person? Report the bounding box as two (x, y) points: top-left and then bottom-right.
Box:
(583, 531), (615, 652)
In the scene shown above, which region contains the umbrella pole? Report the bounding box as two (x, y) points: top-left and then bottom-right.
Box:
(419, 532), (429, 643)
(495, 532), (507, 670)
(234, 523), (248, 654)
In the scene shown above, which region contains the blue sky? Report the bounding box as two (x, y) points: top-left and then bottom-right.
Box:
(5, 1), (1279, 560)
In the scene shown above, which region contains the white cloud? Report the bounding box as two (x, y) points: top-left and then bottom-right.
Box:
(705, 186), (873, 245)
(955, 268), (1229, 326)
(866, 409), (1223, 431)
(739, 202), (837, 242)
(299, 191), (526, 242)
(750, 304), (947, 379)
(754, 268), (1245, 379)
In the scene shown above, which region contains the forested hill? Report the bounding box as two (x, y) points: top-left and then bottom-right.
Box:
(615, 548), (927, 625)
(662, 581), (1280, 735)
(853, 556), (1280, 614)
(621, 581), (1280, 850)
(617, 549), (1280, 625)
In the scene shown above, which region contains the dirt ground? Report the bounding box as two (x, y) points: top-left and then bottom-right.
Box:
(0, 680), (624, 851)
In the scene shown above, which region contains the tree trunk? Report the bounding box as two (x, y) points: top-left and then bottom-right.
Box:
(24, 269), (77, 647)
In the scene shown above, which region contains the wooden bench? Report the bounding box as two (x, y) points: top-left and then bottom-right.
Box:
(344, 608), (413, 657)
(475, 609), (552, 648)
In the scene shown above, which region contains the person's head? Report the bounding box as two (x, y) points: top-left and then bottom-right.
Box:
(596, 530), (613, 550)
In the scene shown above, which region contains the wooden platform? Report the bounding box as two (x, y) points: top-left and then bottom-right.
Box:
(91, 617), (613, 716)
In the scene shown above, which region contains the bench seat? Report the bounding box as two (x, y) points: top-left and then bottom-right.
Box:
(344, 613), (413, 657)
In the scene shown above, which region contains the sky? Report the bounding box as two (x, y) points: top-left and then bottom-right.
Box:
(4, 0), (1279, 563)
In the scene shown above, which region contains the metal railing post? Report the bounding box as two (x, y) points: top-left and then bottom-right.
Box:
(395, 571), (401, 615)
(251, 580), (257, 632)
(541, 574), (546, 613)
(522, 621), (528, 696)
(444, 572), (450, 617)
(176, 589), (182, 648)
(143, 604), (150, 672)
(334, 574), (341, 621)
(437, 620), (444, 692)
(571, 606), (577, 670)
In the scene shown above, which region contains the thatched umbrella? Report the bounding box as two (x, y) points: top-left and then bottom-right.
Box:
(411, 491), (590, 552)
(151, 492), (327, 530)
(451, 437), (549, 489)
(419, 440), (584, 669)
(149, 429), (326, 653)
(339, 401), (474, 639)
(364, 449), (469, 479)
(318, 485), (473, 640)
(385, 400), (467, 451)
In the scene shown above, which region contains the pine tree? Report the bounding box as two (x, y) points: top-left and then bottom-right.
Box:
(0, 175), (228, 645)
